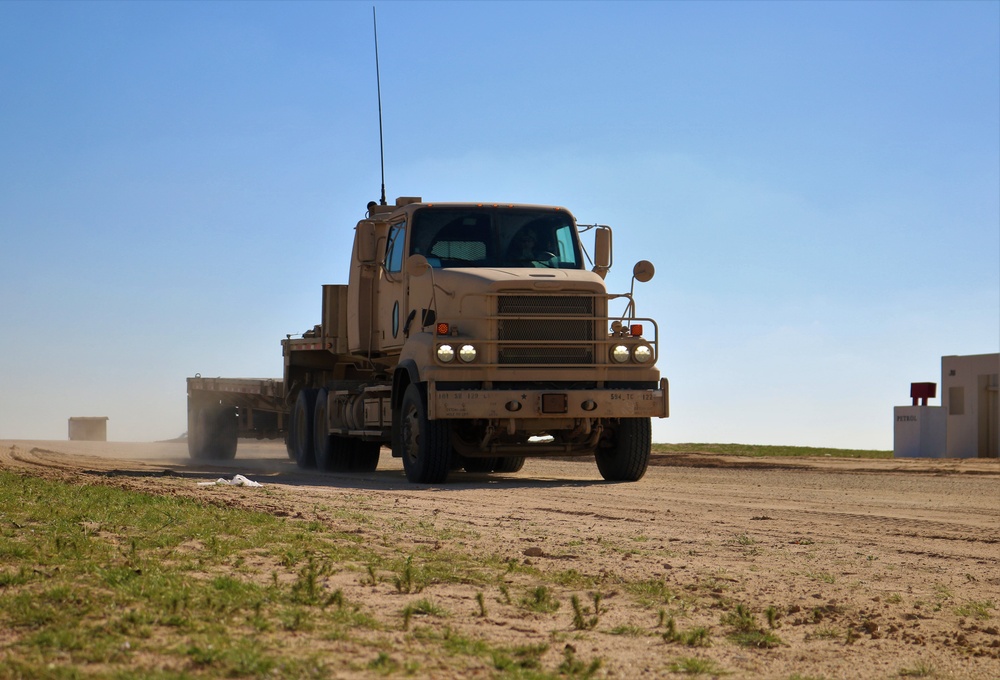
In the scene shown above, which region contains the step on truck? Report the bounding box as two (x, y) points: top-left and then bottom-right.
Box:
(186, 196), (669, 483)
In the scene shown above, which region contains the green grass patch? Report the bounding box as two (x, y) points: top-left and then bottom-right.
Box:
(624, 578), (682, 608)
(652, 443), (891, 459)
(667, 656), (727, 675)
(0, 471), (405, 677)
(898, 660), (938, 677)
(1, 468), (638, 678)
(955, 599), (994, 620)
(520, 585), (560, 613)
(608, 624), (648, 636)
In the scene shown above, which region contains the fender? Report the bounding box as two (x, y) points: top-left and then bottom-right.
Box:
(393, 359), (421, 409)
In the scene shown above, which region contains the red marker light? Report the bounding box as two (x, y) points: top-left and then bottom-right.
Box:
(436, 322), (450, 336)
(630, 324), (643, 337)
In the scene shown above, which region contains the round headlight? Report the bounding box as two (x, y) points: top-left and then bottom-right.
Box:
(633, 344), (653, 363)
(437, 344), (455, 362)
(458, 344), (477, 363)
(611, 344), (630, 363)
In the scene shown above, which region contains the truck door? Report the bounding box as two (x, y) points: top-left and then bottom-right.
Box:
(379, 219), (408, 351)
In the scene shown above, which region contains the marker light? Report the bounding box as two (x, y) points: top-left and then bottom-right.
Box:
(630, 324), (643, 337)
(437, 344), (455, 362)
(458, 344), (477, 363)
(436, 322), (450, 336)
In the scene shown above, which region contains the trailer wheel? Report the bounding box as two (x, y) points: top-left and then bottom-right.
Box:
(595, 417), (651, 482)
(188, 405), (237, 460)
(214, 406), (238, 460)
(400, 384), (451, 483)
(351, 441), (381, 472)
(494, 456), (525, 473)
(188, 406), (207, 458)
(291, 389), (317, 469)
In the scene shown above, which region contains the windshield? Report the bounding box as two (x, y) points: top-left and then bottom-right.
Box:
(409, 207), (583, 269)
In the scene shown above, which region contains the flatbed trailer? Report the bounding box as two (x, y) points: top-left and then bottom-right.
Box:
(186, 376), (287, 459)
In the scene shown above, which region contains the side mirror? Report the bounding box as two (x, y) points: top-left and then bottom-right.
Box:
(356, 222), (376, 263)
(593, 226), (612, 279)
(407, 253), (431, 277)
(632, 260), (655, 283)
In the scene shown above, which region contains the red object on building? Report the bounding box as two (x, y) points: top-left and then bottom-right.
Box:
(910, 382), (936, 406)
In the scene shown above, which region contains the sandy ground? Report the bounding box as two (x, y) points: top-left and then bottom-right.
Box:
(1, 439), (998, 679)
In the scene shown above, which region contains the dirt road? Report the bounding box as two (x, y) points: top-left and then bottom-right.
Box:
(2, 440), (998, 679)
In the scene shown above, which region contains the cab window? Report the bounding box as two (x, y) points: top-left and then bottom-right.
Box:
(385, 222), (405, 273)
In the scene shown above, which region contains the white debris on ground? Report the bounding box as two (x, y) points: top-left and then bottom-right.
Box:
(197, 474), (263, 488)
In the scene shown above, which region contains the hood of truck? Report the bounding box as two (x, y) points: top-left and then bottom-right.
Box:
(425, 267), (608, 294)
(411, 267), (609, 325)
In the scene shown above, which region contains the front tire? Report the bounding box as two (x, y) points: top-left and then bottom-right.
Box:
(595, 418), (651, 482)
(400, 384), (451, 484)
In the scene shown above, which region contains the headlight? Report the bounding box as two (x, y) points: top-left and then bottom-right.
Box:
(458, 344), (477, 363)
(437, 344), (455, 363)
(633, 344), (653, 363)
(611, 344), (630, 363)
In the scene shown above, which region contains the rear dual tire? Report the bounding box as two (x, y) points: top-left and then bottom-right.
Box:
(290, 388), (381, 472)
(494, 456), (525, 473)
(462, 456), (525, 474)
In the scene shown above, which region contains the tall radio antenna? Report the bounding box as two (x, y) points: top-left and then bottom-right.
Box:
(373, 6), (387, 206)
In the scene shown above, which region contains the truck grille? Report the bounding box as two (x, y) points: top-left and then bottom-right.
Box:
(497, 295), (596, 365)
(497, 295), (594, 316)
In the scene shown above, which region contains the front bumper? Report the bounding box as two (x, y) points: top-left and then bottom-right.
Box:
(427, 378), (669, 420)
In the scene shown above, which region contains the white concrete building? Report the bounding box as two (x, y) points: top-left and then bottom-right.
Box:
(942, 353), (999, 458)
(68, 416), (109, 442)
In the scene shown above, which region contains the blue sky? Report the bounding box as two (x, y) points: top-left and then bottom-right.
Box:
(1, 1), (997, 448)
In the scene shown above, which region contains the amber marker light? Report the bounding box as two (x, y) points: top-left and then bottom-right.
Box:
(436, 322), (450, 336)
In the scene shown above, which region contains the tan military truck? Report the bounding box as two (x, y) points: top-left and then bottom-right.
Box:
(187, 196), (668, 483)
